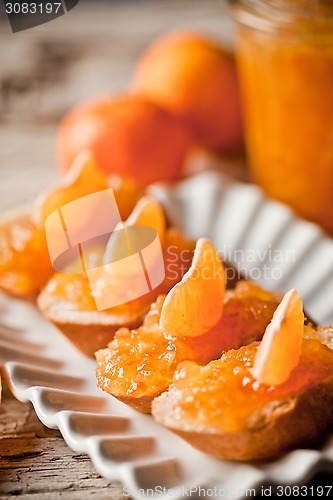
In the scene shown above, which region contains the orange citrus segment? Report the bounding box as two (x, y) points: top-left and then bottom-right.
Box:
(126, 196), (165, 244)
(95, 282), (280, 411)
(41, 226), (195, 317)
(152, 337), (333, 436)
(103, 196), (166, 265)
(253, 289), (304, 386)
(108, 175), (144, 220)
(160, 238), (225, 337)
(32, 151), (108, 228)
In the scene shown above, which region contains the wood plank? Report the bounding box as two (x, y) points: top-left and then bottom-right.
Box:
(0, 382), (124, 498)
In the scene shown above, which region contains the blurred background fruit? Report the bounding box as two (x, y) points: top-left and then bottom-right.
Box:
(57, 95), (194, 187)
(132, 31), (244, 155)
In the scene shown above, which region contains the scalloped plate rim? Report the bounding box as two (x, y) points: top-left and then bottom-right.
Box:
(1, 170), (333, 498)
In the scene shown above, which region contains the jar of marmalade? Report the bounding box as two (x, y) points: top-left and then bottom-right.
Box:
(232, 0), (333, 233)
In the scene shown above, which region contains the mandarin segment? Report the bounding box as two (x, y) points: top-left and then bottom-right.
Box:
(160, 238), (225, 337)
(108, 174), (144, 220)
(103, 196), (166, 266)
(95, 295), (213, 413)
(151, 337), (333, 459)
(39, 227), (195, 318)
(171, 280), (280, 365)
(253, 289), (304, 386)
(38, 197), (195, 356)
(126, 196), (165, 244)
(95, 280), (280, 412)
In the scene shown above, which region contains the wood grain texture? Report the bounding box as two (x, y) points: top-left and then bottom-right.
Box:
(0, 382), (124, 498)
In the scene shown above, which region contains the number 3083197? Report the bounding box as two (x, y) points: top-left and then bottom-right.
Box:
(6, 3), (62, 14)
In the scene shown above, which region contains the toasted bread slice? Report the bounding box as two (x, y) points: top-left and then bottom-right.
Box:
(152, 332), (333, 460)
(95, 296), (173, 413)
(38, 273), (150, 357)
(95, 281), (280, 413)
(38, 228), (196, 358)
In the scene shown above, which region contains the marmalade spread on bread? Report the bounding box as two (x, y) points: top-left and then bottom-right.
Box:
(165, 338), (333, 433)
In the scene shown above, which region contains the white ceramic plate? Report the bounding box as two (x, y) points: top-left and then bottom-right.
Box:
(2, 171), (333, 499)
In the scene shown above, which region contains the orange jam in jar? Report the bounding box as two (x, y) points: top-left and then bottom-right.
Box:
(233, 1), (333, 233)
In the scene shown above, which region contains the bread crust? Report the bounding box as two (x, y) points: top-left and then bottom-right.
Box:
(152, 380), (333, 460)
(38, 292), (149, 357)
(115, 391), (163, 414)
(48, 319), (141, 358)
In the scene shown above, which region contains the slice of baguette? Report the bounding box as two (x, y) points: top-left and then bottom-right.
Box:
(95, 296), (174, 413)
(95, 282), (280, 413)
(152, 335), (333, 460)
(38, 289), (149, 357)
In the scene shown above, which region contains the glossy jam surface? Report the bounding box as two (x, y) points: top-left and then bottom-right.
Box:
(95, 281), (279, 400)
(235, 2), (333, 232)
(212, 281), (279, 353)
(167, 338), (333, 433)
(0, 215), (52, 296)
(305, 325), (333, 350)
(42, 228), (195, 315)
(96, 296), (180, 398)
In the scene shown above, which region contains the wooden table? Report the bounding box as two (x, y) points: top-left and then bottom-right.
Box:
(0, 1), (332, 497)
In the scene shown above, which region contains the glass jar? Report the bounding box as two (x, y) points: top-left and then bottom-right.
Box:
(232, 0), (333, 233)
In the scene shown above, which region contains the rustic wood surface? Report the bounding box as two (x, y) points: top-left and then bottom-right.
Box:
(0, 0), (332, 498)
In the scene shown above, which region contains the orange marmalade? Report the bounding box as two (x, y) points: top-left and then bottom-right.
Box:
(168, 338), (333, 433)
(233, 0), (333, 233)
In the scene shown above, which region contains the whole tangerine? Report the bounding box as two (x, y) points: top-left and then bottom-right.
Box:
(131, 32), (244, 154)
(57, 95), (194, 186)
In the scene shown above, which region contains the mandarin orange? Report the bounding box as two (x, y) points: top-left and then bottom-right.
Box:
(57, 95), (194, 186)
(132, 32), (244, 154)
